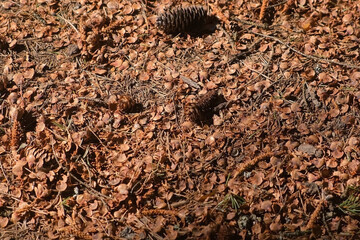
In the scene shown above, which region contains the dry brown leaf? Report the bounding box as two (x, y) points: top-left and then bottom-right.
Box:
(56, 175), (68, 192)
(260, 200), (272, 211)
(23, 68), (35, 79)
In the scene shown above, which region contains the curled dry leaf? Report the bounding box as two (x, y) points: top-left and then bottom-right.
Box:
(115, 184), (128, 195)
(254, 80), (271, 92)
(348, 137), (358, 147)
(12, 160), (27, 177)
(260, 200), (272, 211)
(23, 68), (35, 79)
(0, 216), (9, 228)
(56, 175), (68, 192)
(249, 172), (264, 186)
(12, 73), (24, 85)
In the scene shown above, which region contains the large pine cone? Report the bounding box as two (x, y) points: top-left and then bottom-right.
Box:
(156, 5), (208, 34)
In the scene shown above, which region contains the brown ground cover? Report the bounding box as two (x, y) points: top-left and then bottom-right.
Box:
(1, 0), (360, 239)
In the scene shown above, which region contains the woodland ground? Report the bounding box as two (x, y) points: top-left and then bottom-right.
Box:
(1, 0), (360, 239)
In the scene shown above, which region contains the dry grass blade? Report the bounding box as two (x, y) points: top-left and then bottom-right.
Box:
(217, 193), (245, 211)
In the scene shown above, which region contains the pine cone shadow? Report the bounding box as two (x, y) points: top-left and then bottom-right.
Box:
(187, 15), (219, 37)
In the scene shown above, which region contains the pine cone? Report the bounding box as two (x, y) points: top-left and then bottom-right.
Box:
(108, 94), (136, 113)
(195, 90), (219, 112)
(188, 90), (225, 124)
(156, 5), (208, 34)
(25, 146), (57, 171)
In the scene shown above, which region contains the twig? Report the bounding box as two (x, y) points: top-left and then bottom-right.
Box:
(252, 31), (360, 70)
(180, 75), (201, 89)
(76, 146), (92, 184)
(251, 45), (274, 84)
(142, 209), (178, 216)
(305, 200), (324, 230)
(171, 200), (188, 208)
(140, 0), (150, 30)
(241, 44), (275, 87)
(218, 25), (236, 50)
(227, 37), (264, 65)
(322, 213), (335, 240)
(172, 93), (180, 127)
(0, 191), (21, 201)
(87, 126), (109, 151)
(268, 0), (288, 8)
(56, 13), (80, 34)
(234, 18), (270, 29)
(241, 61), (272, 80)
(0, 157), (9, 183)
(78, 97), (107, 106)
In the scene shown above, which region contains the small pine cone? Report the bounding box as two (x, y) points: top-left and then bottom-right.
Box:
(10, 119), (21, 150)
(118, 95), (136, 112)
(195, 90), (219, 111)
(188, 90), (223, 124)
(108, 94), (136, 113)
(156, 5), (208, 34)
(25, 146), (57, 171)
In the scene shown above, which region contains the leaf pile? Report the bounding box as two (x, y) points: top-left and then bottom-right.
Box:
(1, 0), (360, 239)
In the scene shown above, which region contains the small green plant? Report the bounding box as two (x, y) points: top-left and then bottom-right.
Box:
(339, 186), (360, 216)
(217, 193), (245, 211)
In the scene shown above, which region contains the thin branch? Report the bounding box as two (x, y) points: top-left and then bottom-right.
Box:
(252, 31), (360, 70)
(244, 45), (274, 85)
(322, 213), (335, 240)
(218, 25), (236, 51)
(268, 0), (288, 8)
(180, 75), (201, 89)
(234, 18), (270, 29)
(140, 0), (150, 30)
(56, 13), (80, 34)
(241, 60), (273, 81)
(0, 157), (9, 183)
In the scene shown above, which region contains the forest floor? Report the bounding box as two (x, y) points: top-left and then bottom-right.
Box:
(1, 0), (360, 239)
